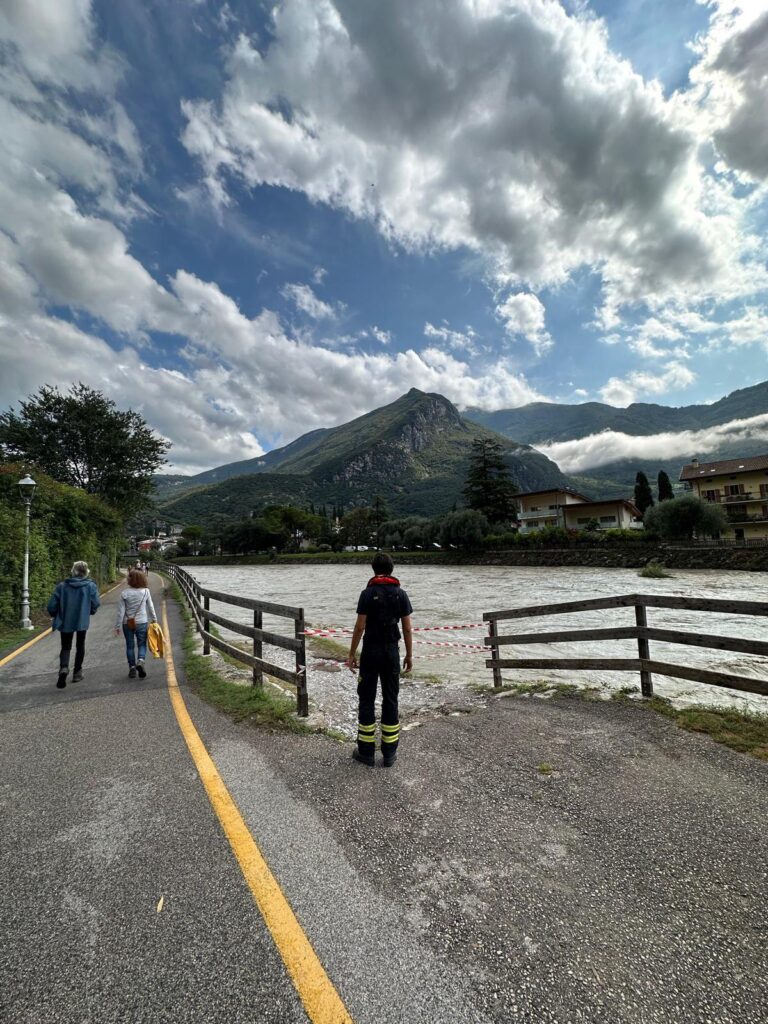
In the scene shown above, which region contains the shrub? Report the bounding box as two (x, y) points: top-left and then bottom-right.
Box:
(0, 462), (121, 625)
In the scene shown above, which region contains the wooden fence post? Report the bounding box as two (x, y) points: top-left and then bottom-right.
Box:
(635, 602), (653, 697)
(252, 609), (263, 688)
(295, 610), (308, 717)
(488, 618), (502, 691)
(203, 593), (210, 656)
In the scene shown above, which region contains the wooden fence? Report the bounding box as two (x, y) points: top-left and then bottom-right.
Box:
(154, 561), (308, 716)
(484, 593), (768, 698)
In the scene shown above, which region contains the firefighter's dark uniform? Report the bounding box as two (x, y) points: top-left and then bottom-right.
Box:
(356, 575), (413, 759)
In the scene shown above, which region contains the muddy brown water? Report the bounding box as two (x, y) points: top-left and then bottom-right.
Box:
(187, 563), (768, 732)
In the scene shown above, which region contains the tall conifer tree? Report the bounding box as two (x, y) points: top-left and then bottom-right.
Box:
(657, 470), (674, 502)
(634, 471), (655, 515)
(463, 438), (518, 524)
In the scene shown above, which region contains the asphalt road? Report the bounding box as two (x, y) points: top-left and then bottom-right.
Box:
(2, 574), (767, 1023)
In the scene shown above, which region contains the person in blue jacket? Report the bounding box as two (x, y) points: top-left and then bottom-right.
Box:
(47, 561), (101, 689)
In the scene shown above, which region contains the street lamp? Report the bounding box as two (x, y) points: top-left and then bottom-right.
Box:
(18, 474), (37, 630)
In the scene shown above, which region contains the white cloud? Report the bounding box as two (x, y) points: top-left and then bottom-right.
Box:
(599, 361), (696, 406)
(537, 412), (768, 474)
(688, 4), (768, 182)
(495, 292), (552, 355)
(181, 0), (767, 327)
(281, 282), (342, 320)
(424, 321), (478, 354)
(370, 325), (391, 345)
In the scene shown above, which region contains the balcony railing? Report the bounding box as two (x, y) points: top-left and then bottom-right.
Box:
(704, 492), (766, 504)
(726, 513), (768, 524)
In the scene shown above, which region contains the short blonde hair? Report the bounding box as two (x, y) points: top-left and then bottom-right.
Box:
(71, 561), (89, 577)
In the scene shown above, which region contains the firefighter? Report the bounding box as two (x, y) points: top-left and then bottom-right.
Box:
(346, 552), (413, 767)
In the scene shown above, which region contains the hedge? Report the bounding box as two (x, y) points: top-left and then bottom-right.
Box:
(0, 463), (122, 625)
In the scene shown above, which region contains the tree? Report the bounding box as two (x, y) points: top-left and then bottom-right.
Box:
(0, 384), (169, 518)
(371, 494), (389, 545)
(463, 438), (518, 525)
(438, 509), (489, 549)
(633, 471), (654, 515)
(180, 525), (204, 555)
(657, 470), (674, 502)
(643, 495), (727, 541)
(341, 507), (374, 549)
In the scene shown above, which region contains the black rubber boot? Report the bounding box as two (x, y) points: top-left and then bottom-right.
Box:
(352, 750), (375, 768)
(56, 672), (67, 689)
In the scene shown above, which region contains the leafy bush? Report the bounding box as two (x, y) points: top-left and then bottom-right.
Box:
(644, 494), (727, 541)
(639, 560), (673, 578)
(437, 509), (489, 549)
(0, 463), (121, 625)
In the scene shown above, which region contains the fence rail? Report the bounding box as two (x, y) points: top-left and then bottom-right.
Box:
(152, 560), (308, 715)
(483, 592), (768, 699)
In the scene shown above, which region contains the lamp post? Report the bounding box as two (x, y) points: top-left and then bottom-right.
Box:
(18, 474), (37, 630)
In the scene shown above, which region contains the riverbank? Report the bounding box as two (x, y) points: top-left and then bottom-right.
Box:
(170, 543), (768, 571)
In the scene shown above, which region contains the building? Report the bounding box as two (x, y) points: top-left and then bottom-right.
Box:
(680, 454), (768, 541)
(562, 498), (642, 531)
(516, 488), (642, 533)
(516, 488), (591, 532)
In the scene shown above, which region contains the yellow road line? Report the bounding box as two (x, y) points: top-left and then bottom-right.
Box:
(0, 627), (52, 667)
(160, 594), (354, 1024)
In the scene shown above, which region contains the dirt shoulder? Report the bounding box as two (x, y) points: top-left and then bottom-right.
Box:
(254, 692), (768, 1024)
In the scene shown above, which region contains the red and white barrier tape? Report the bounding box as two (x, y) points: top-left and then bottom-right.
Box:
(305, 626), (488, 652)
(305, 622), (485, 635)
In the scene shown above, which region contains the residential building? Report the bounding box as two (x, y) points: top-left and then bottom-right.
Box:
(516, 488), (642, 533)
(562, 499), (642, 531)
(516, 488), (591, 532)
(680, 454), (768, 541)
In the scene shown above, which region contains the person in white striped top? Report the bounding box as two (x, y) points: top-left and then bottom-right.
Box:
(114, 568), (158, 678)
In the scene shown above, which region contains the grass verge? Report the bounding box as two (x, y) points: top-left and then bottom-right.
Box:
(168, 580), (312, 734)
(0, 623), (48, 659)
(646, 696), (768, 761)
(493, 678), (768, 762)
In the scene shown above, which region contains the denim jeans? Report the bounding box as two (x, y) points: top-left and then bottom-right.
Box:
(123, 622), (148, 666)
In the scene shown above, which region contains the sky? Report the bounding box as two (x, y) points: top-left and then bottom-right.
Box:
(1, 0), (767, 473)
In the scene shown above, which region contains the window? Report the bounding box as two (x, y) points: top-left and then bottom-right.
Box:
(530, 505), (541, 511)
(600, 515), (616, 523)
(576, 517), (591, 525)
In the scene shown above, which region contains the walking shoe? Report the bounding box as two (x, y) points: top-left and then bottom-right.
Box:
(352, 750), (375, 768)
(128, 666), (137, 679)
(382, 752), (397, 767)
(72, 670), (83, 682)
(136, 660), (146, 679)
(56, 672), (67, 689)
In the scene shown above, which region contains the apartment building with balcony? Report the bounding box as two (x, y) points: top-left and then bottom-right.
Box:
(679, 454), (768, 541)
(516, 488), (642, 533)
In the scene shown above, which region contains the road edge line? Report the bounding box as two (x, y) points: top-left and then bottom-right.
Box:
(160, 591), (354, 1024)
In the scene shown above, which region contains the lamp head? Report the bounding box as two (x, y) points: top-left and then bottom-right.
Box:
(18, 474), (37, 502)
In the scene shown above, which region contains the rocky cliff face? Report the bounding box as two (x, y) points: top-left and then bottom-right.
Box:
(157, 389), (568, 522)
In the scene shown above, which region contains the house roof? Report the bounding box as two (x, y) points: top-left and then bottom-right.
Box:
(564, 499), (642, 516)
(679, 454), (768, 481)
(516, 487), (592, 502)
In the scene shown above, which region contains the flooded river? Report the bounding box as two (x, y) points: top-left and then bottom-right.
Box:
(187, 563), (768, 732)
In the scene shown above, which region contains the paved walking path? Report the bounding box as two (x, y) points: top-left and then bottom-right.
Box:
(2, 574), (767, 1023)
(0, 576), (489, 1024)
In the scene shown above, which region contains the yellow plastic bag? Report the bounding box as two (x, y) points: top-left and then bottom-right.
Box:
(147, 621), (165, 660)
